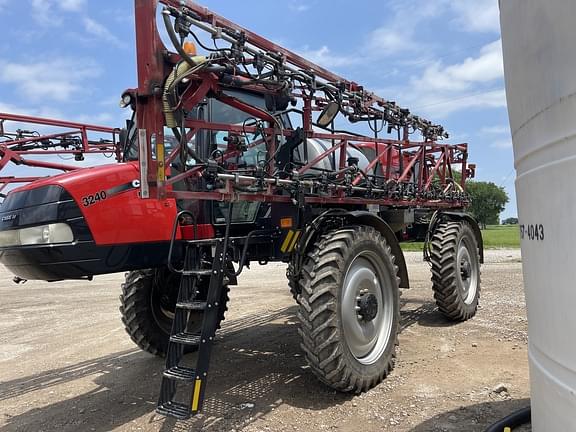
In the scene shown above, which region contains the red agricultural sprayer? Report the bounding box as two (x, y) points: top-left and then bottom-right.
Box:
(0, 0), (482, 419)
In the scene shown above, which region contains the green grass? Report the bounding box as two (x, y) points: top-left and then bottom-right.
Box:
(400, 241), (426, 252)
(399, 224), (520, 252)
(481, 224), (520, 248)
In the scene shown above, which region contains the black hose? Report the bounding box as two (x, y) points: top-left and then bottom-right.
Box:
(189, 30), (232, 54)
(484, 406), (531, 432)
(162, 10), (197, 69)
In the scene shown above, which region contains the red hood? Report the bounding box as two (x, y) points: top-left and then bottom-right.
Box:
(6, 160), (179, 246)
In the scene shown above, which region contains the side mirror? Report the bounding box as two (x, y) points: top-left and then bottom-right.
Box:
(317, 101), (340, 128)
(119, 127), (129, 149)
(119, 117), (137, 161)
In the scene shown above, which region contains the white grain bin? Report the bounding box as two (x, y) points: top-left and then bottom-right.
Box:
(500, 1), (576, 429)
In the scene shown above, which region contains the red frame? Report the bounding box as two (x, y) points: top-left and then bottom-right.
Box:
(0, 112), (120, 188)
(133, 0), (472, 209)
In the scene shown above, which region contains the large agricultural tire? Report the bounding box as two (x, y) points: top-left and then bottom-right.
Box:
(120, 268), (228, 357)
(430, 220), (480, 321)
(297, 225), (400, 393)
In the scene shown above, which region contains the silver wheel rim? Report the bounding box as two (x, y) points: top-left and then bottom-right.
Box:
(341, 252), (394, 365)
(457, 238), (478, 304)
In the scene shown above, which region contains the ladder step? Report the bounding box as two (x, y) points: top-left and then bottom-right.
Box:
(184, 238), (218, 246)
(176, 301), (207, 311)
(170, 332), (202, 346)
(156, 401), (190, 420)
(182, 269), (213, 277)
(163, 366), (196, 382)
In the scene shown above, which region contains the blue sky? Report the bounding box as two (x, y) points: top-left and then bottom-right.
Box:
(0, 0), (516, 218)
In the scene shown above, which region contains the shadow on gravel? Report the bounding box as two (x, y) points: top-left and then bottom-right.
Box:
(410, 398), (531, 432)
(1, 350), (163, 432)
(1, 305), (352, 432)
(0, 349), (140, 403)
(400, 298), (460, 331)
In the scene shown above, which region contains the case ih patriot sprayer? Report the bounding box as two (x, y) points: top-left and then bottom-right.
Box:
(0, 0), (483, 420)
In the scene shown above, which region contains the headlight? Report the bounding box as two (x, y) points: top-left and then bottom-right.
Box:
(0, 223), (74, 247)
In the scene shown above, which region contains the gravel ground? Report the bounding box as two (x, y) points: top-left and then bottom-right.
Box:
(0, 250), (530, 431)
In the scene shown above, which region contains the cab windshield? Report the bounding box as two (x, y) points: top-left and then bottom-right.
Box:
(209, 90), (270, 168)
(123, 89), (282, 169)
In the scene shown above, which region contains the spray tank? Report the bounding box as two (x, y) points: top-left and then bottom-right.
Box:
(298, 138), (373, 173)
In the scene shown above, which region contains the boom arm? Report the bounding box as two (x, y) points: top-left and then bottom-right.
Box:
(0, 112), (121, 194)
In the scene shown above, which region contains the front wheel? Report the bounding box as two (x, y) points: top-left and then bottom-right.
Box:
(430, 220), (481, 321)
(297, 225), (400, 393)
(119, 268), (228, 357)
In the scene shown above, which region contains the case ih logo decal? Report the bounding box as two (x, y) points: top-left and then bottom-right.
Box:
(1, 214), (17, 222)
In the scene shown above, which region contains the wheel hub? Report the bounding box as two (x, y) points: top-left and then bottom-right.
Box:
(357, 292), (378, 322)
(456, 238), (479, 305)
(341, 254), (394, 365)
(460, 259), (471, 280)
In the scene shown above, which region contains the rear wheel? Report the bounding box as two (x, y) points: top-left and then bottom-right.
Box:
(120, 268), (228, 357)
(297, 226), (400, 392)
(430, 221), (480, 321)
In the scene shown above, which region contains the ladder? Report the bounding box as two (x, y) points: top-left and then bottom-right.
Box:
(156, 213), (227, 419)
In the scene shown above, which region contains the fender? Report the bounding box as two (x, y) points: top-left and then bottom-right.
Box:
(347, 211), (409, 289)
(288, 209), (409, 289)
(434, 210), (484, 263)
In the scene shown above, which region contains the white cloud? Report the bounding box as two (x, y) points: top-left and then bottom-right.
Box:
(59, 0), (84, 11)
(297, 1), (445, 69)
(31, 0), (62, 26)
(450, 0), (500, 33)
(366, 1), (443, 57)
(365, 0), (500, 58)
(414, 40), (503, 93)
(30, 0), (86, 26)
(289, 2), (309, 13)
(483, 124), (513, 150)
(491, 139), (513, 149)
(481, 125), (510, 134)
(367, 27), (418, 56)
(395, 39), (506, 116)
(297, 46), (351, 69)
(83, 17), (125, 48)
(0, 58), (101, 102)
(418, 89), (506, 116)
(297, 36), (506, 117)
